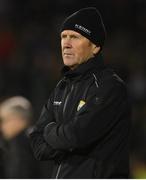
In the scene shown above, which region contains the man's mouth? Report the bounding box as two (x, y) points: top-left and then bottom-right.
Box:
(64, 53), (73, 56)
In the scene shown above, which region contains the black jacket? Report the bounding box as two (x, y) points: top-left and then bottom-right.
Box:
(29, 54), (131, 178)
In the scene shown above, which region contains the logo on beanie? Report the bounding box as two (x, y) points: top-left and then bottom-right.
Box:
(75, 24), (91, 35)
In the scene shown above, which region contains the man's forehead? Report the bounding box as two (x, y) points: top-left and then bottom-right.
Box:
(61, 30), (82, 36)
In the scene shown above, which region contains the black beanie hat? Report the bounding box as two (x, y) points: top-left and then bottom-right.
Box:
(60, 7), (106, 47)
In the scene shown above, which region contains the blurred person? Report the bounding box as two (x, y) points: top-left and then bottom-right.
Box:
(29, 7), (131, 178)
(0, 96), (40, 178)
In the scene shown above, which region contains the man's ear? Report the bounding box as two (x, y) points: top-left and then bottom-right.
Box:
(93, 46), (101, 55)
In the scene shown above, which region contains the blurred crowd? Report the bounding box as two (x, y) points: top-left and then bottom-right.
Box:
(0, 0), (146, 178)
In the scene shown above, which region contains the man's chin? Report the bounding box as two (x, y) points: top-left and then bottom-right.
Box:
(63, 60), (73, 66)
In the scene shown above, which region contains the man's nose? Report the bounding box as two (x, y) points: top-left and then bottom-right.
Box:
(63, 38), (72, 48)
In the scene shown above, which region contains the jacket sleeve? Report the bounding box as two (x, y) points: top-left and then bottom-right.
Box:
(28, 92), (65, 161)
(43, 80), (130, 151)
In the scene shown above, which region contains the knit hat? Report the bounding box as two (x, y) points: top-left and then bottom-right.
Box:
(60, 7), (106, 47)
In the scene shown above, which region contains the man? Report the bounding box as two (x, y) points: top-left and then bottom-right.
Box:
(29, 7), (131, 178)
(0, 96), (40, 178)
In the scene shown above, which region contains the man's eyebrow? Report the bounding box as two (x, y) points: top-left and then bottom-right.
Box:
(61, 33), (67, 37)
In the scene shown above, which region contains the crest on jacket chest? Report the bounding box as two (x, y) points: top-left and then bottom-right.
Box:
(77, 100), (86, 111)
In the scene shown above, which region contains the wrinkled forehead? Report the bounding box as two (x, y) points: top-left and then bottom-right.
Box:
(61, 30), (83, 36)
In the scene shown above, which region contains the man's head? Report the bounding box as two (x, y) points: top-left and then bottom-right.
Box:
(60, 7), (106, 69)
(0, 96), (33, 140)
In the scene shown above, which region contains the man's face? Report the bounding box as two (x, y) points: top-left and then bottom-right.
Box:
(61, 30), (97, 69)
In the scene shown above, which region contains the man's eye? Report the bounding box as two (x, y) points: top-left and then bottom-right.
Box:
(61, 35), (66, 39)
(71, 35), (79, 39)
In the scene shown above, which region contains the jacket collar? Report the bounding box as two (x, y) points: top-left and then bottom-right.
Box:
(61, 53), (105, 79)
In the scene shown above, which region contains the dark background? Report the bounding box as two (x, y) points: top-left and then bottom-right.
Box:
(0, 0), (146, 178)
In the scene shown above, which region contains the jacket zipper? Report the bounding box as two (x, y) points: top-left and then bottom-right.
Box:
(55, 83), (73, 178)
(55, 163), (62, 179)
(63, 84), (74, 117)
